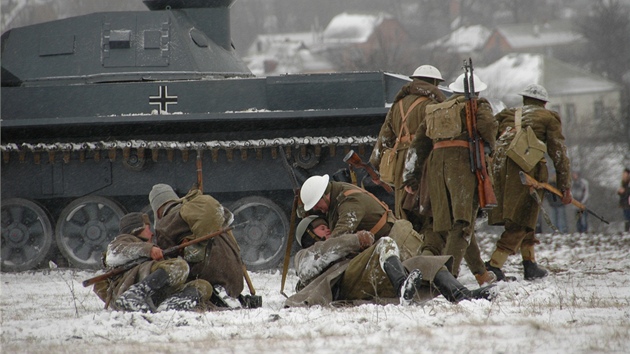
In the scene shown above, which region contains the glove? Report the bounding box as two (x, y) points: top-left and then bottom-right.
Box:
(561, 189), (573, 205)
(355, 230), (374, 250)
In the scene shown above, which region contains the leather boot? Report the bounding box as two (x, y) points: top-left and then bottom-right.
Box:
(486, 249), (517, 281)
(433, 270), (496, 303)
(521, 244), (548, 280)
(474, 270), (497, 286)
(383, 256), (423, 305)
(156, 286), (202, 312)
(114, 268), (169, 312)
(523, 260), (548, 280)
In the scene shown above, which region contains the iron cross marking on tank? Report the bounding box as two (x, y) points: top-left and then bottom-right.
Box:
(149, 85), (178, 114)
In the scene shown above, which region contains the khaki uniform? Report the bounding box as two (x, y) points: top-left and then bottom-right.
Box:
(285, 233), (452, 307)
(370, 80), (447, 220)
(327, 181), (396, 239)
(155, 190), (245, 297)
(489, 103), (571, 254)
(404, 95), (497, 277)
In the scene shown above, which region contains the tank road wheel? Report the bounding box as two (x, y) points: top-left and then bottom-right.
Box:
(1, 198), (54, 272)
(55, 196), (126, 269)
(229, 196), (289, 271)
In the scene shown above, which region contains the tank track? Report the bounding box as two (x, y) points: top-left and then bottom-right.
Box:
(1, 135), (376, 164)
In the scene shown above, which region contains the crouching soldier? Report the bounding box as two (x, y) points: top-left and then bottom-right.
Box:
(285, 216), (496, 307)
(104, 212), (212, 312)
(149, 184), (259, 309)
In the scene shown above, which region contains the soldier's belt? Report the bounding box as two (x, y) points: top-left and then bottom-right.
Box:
(433, 140), (469, 149)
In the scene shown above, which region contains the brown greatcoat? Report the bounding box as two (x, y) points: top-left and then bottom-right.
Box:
(489, 103), (571, 229)
(370, 80), (447, 219)
(155, 191), (244, 297)
(404, 95), (497, 232)
(284, 233), (452, 307)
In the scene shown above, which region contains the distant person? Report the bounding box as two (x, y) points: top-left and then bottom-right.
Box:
(571, 171), (590, 233)
(369, 65), (446, 224)
(546, 173), (568, 233)
(618, 168), (630, 232)
(284, 216), (495, 307)
(488, 84), (573, 281)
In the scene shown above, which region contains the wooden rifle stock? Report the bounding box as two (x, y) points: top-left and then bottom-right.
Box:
(343, 150), (394, 194)
(519, 171), (609, 224)
(82, 224), (238, 287)
(463, 58), (497, 209)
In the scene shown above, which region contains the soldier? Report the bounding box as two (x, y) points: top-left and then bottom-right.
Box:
(285, 216), (495, 307)
(488, 84), (573, 280)
(619, 168), (630, 232)
(300, 174), (427, 260)
(571, 171), (590, 233)
(369, 65), (447, 224)
(149, 184), (249, 308)
(105, 212), (212, 312)
(403, 73), (498, 286)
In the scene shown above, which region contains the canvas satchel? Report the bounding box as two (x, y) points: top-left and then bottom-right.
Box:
(425, 96), (465, 139)
(379, 97), (426, 185)
(506, 108), (547, 172)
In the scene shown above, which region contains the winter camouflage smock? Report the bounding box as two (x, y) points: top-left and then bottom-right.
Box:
(403, 95), (497, 232)
(489, 103), (571, 229)
(370, 81), (447, 219)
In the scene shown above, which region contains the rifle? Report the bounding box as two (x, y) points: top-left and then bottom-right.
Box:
(279, 147), (300, 297)
(343, 150), (394, 194)
(463, 58), (497, 210)
(519, 171), (609, 224)
(82, 223), (241, 287)
(195, 149), (256, 295)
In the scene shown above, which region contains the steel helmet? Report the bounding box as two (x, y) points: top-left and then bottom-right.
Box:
(300, 174), (330, 211)
(518, 84), (548, 102)
(410, 65), (444, 81)
(448, 73), (487, 93)
(295, 215), (320, 246)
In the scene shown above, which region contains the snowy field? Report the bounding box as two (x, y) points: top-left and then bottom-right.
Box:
(2, 232), (630, 354)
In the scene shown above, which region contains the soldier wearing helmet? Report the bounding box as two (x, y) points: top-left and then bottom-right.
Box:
(402, 71), (498, 287)
(487, 83), (573, 281)
(285, 213), (496, 307)
(369, 65), (447, 225)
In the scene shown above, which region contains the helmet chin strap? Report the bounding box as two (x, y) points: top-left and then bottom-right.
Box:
(323, 194), (330, 209)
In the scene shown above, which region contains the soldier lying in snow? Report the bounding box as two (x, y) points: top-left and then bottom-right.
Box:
(284, 216), (496, 307)
(96, 212), (212, 312)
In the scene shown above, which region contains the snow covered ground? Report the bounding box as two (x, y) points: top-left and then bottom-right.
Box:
(2, 232), (630, 354)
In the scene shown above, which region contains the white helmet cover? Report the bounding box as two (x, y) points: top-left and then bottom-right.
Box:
(448, 73), (487, 93)
(518, 84), (549, 102)
(300, 174), (330, 211)
(410, 65), (444, 81)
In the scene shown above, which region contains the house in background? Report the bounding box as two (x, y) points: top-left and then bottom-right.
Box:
(244, 12), (416, 76)
(421, 24), (492, 81)
(321, 12), (415, 74)
(480, 20), (585, 64)
(476, 53), (622, 142)
(244, 32), (334, 76)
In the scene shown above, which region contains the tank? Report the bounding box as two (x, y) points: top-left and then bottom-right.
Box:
(1, 0), (408, 272)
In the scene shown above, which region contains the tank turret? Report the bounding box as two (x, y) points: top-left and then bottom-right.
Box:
(1, 0), (409, 272)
